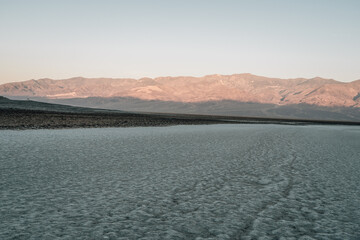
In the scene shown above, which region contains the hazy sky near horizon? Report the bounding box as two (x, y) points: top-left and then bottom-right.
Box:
(1, 0), (360, 84)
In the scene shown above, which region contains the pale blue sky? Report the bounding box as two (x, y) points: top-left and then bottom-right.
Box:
(1, 0), (359, 83)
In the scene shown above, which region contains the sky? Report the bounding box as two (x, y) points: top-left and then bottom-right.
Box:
(0, 0), (360, 84)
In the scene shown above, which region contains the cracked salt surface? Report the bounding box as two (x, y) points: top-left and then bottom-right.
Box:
(0, 124), (359, 239)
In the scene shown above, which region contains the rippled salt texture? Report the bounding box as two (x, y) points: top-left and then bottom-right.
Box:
(0, 125), (359, 239)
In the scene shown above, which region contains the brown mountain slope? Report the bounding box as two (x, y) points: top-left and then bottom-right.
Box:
(0, 74), (359, 107)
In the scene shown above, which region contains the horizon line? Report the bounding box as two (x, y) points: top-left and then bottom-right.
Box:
(3, 73), (359, 85)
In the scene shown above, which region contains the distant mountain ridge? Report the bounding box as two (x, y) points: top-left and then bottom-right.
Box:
(1, 74), (359, 107)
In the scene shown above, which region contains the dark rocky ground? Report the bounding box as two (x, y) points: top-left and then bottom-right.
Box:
(1, 96), (359, 130)
(0, 108), (230, 130)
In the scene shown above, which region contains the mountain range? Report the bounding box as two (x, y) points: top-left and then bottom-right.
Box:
(1, 74), (359, 121)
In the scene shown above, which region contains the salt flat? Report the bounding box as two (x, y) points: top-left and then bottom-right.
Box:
(0, 124), (359, 239)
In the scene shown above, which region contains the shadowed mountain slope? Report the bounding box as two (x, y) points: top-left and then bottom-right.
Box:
(1, 96), (359, 130)
(15, 96), (359, 122)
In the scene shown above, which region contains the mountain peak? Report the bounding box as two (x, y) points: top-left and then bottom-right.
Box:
(0, 74), (358, 108)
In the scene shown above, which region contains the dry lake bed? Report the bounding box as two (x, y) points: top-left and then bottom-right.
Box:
(1, 124), (359, 239)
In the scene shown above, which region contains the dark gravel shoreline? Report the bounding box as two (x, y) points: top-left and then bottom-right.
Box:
(1, 108), (360, 130)
(1, 96), (359, 130)
(0, 108), (230, 130)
